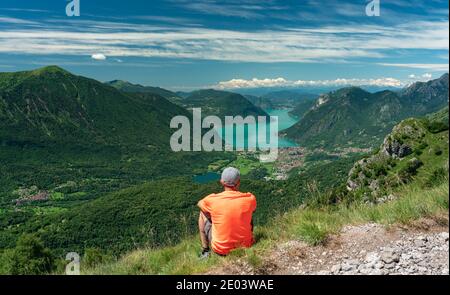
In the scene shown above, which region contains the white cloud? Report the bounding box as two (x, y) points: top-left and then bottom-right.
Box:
(0, 19), (447, 63)
(406, 73), (434, 84)
(0, 16), (38, 25)
(91, 53), (107, 61)
(216, 77), (406, 89)
(217, 78), (288, 89)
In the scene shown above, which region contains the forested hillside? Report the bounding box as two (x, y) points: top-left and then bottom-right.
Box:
(183, 89), (269, 118)
(106, 80), (183, 105)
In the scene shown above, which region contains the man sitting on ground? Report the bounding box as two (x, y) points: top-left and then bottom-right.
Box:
(198, 167), (257, 258)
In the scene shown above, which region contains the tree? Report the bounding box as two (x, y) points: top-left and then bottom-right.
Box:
(8, 234), (55, 275)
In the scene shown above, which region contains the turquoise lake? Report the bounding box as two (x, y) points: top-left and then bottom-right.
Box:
(218, 108), (299, 149)
(194, 109), (300, 184)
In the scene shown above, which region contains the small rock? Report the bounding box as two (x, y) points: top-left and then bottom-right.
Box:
(414, 239), (426, 248)
(381, 250), (400, 264)
(331, 264), (341, 274)
(439, 232), (449, 242)
(365, 252), (380, 263)
(341, 262), (356, 272)
(370, 269), (385, 275)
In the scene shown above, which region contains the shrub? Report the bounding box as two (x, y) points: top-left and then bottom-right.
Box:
(246, 167), (269, 180)
(83, 248), (110, 268)
(398, 159), (423, 183)
(371, 163), (388, 177)
(387, 158), (397, 168)
(0, 250), (14, 274)
(7, 234), (55, 275)
(424, 167), (449, 188)
(353, 165), (362, 174)
(362, 169), (373, 179)
(434, 147), (443, 156)
(418, 142), (428, 150)
(295, 222), (329, 246)
(393, 136), (404, 145)
(426, 121), (448, 133)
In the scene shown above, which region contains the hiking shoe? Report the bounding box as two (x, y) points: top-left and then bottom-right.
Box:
(199, 248), (210, 260)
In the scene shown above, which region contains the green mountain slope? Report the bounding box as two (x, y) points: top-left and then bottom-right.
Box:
(288, 99), (316, 119)
(401, 73), (449, 114)
(284, 74), (449, 149)
(244, 91), (317, 111)
(347, 107), (449, 201)
(0, 66), (187, 147)
(426, 105), (449, 126)
(0, 66), (230, 205)
(106, 80), (183, 105)
(243, 94), (274, 109)
(183, 89), (269, 118)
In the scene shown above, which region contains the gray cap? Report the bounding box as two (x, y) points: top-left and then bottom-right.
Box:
(221, 167), (241, 187)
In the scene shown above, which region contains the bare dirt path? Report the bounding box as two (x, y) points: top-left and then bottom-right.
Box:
(208, 217), (449, 275)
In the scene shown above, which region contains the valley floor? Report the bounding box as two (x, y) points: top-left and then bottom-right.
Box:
(207, 218), (449, 275)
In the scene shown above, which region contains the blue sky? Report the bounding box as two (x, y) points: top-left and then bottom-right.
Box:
(0, 0), (448, 90)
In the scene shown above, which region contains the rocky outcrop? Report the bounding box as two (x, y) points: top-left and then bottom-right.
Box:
(382, 137), (412, 159)
(346, 118), (429, 196)
(381, 119), (426, 159)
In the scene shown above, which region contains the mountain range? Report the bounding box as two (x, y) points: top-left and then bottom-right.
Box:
(182, 89), (269, 118)
(284, 74), (449, 149)
(108, 80), (269, 118)
(106, 80), (183, 105)
(243, 91), (318, 111)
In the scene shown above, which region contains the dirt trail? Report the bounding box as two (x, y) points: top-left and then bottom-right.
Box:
(208, 217), (449, 275)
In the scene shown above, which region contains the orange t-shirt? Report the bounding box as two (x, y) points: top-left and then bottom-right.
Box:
(198, 191), (257, 255)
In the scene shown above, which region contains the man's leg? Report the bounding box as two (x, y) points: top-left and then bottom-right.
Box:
(198, 212), (211, 250)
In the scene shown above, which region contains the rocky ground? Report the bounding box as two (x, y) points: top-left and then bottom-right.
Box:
(208, 218), (449, 275)
(323, 230), (448, 275)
